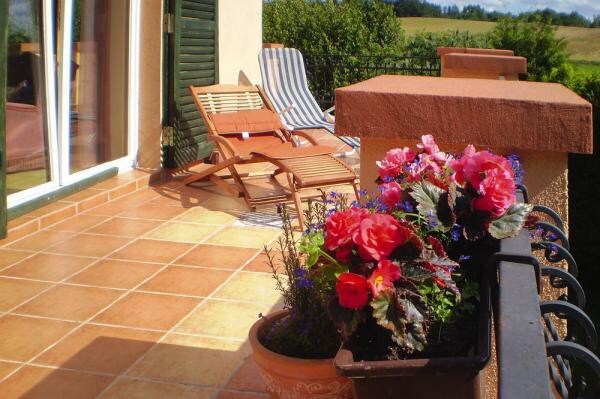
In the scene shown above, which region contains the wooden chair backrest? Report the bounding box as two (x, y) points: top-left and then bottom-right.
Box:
(189, 85), (268, 130)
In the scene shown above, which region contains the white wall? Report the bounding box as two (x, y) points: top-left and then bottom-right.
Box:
(218, 0), (263, 84)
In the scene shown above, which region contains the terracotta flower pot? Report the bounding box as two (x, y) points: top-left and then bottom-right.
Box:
(249, 310), (353, 399)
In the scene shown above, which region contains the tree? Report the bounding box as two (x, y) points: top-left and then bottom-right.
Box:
(490, 16), (571, 82)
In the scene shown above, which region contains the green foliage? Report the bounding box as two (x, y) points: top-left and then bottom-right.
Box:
(488, 203), (534, 239)
(263, 0), (403, 55)
(8, 17), (31, 44)
(490, 17), (571, 82)
(403, 29), (491, 58)
(391, 0), (594, 28)
(262, 206), (340, 359)
(418, 281), (455, 323)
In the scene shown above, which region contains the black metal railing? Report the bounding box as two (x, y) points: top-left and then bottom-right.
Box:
(495, 187), (600, 398)
(303, 53), (441, 110)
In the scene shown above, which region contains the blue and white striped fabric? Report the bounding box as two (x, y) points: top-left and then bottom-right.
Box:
(259, 48), (360, 150)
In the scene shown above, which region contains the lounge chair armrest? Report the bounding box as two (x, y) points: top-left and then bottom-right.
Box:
(324, 106), (335, 123)
(291, 130), (319, 146)
(208, 135), (238, 157)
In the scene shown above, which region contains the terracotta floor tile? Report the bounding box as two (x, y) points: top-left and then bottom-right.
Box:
(174, 245), (258, 269)
(175, 300), (271, 339)
(128, 334), (247, 387)
(225, 356), (267, 393)
(0, 361), (20, 380)
(243, 251), (278, 273)
(35, 324), (161, 374)
(0, 278), (50, 311)
(110, 239), (194, 264)
(0, 249), (33, 269)
(213, 272), (281, 305)
(144, 222), (220, 243)
(93, 292), (199, 330)
(199, 193), (249, 211)
(16, 285), (123, 321)
(140, 266), (232, 297)
(62, 188), (105, 202)
(28, 201), (73, 217)
(84, 201), (135, 217)
(46, 234), (133, 258)
(7, 230), (75, 252)
(67, 259), (163, 289)
(2, 254), (96, 282)
(206, 226), (280, 248)
(46, 214), (108, 232)
(0, 315), (77, 361)
(0, 365), (114, 399)
(86, 218), (163, 237)
(217, 391), (269, 399)
(102, 378), (216, 399)
(175, 207), (238, 225)
(118, 204), (186, 220)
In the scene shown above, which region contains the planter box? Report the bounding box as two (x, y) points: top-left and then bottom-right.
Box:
(334, 274), (492, 399)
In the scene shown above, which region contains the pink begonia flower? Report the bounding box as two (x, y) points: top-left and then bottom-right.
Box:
(472, 168), (516, 218)
(452, 146), (517, 217)
(377, 147), (415, 179)
(368, 259), (402, 297)
(379, 181), (403, 208)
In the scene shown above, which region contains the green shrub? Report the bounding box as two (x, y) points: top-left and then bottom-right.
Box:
(263, 0), (404, 55)
(490, 16), (571, 82)
(403, 30), (491, 58)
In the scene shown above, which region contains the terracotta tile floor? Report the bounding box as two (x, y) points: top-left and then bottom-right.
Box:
(0, 131), (358, 398)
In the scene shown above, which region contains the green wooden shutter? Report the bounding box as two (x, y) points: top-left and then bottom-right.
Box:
(163, 0), (218, 169)
(0, 0), (8, 238)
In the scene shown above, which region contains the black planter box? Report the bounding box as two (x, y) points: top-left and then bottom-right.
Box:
(334, 272), (492, 399)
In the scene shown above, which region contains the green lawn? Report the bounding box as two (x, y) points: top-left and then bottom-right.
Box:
(400, 17), (600, 63)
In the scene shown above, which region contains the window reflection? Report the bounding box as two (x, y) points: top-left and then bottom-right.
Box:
(69, 0), (129, 173)
(6, 0), (52, 194)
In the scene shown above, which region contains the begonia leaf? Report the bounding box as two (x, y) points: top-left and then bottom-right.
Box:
(488, 203), (534, 239)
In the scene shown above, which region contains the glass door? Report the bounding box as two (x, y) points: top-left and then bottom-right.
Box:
(6, 0), (58, 202)
(6, 0), (136, 209)
(1, 0), (9, 238)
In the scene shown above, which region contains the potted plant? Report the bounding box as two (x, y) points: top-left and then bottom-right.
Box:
(321, 135), (531, 398)
(248, 205), (353, 399)
(249, 135), (531, 399)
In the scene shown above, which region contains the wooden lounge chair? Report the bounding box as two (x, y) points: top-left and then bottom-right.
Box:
(184, 84), (359, 228)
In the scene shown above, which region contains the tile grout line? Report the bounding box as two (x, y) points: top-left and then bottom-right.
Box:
(0, 207), (184, 385)
(0, 210), (242, 389)
(95, 227), (280, 398)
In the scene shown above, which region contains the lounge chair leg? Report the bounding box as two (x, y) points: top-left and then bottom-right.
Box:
(352, 182), (360, 201)
(286, 173), (306, 230)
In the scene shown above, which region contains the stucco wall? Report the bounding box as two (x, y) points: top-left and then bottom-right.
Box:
(218, 0), (263, 84)
(136, 0), (163, 169)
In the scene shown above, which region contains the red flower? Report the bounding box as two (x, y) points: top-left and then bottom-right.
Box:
(336, 272), (370, 309)
(325, 208), (369, 253)
(353, 214), (412, 261)
(368, 259), (402, 297)
(379, 181), (403, 208)
(426, 236), (446, 257)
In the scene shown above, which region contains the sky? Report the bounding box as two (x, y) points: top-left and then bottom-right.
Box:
(432, 0), (600, 19)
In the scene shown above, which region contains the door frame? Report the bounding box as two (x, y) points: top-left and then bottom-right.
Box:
(0, 0), (8, 237)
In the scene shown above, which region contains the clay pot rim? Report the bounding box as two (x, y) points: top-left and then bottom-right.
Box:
(248, 309), (339, 370)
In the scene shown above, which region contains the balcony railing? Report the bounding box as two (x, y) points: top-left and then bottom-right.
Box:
(303, 53), (441, 109)
(495, 188), (600, 398)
